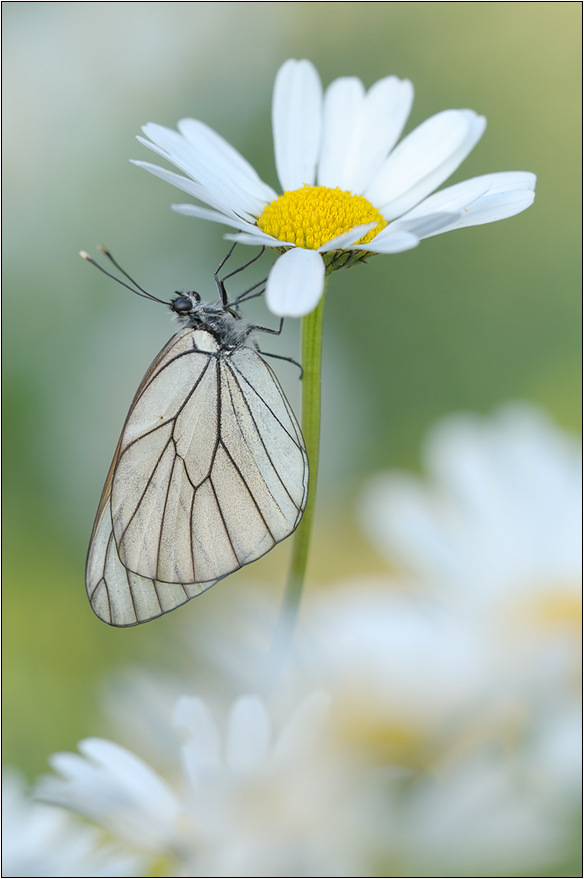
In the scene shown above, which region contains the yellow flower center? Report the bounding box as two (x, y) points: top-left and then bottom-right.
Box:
(257, 185), (386, 250)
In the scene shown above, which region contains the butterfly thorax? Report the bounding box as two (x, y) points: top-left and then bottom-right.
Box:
(170, 293), (252, 351)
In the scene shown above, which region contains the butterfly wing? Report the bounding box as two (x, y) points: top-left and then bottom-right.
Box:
(86, 497), (212, 627)
(218, 346), (309, 560)
(86, 328), (308, 626)
(86, 328), (220, 626)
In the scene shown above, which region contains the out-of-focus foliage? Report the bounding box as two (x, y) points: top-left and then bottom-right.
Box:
(2, 2), (580, 848)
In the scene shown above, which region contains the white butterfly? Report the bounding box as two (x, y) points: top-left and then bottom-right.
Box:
(84, 249), (308, 626)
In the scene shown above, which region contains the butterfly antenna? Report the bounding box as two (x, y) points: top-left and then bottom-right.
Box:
(80, 250), (169, 305)
(97, 246), (169, 303)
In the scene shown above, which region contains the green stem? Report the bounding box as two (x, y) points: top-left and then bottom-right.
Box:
(276, 280), (327, 636)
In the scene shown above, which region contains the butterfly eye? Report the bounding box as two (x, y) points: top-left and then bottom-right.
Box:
(172, 296), (194, 314)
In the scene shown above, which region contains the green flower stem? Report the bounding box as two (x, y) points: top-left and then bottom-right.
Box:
(276, 279), (327, 636)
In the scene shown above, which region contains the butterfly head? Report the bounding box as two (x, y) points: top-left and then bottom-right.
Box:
(171, 291), (200, 317)
(170, 293), (252, 349)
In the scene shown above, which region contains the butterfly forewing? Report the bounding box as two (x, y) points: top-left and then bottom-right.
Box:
(86, 323), (308, 626)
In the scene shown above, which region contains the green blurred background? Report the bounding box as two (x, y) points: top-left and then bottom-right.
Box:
(3, 3), (581, 776)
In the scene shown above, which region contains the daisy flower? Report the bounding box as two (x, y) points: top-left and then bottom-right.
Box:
(2, 770), (143, 878)
(133, 58), (536, 317)
(359, 403), (582, 610)
(37, 691), (378, 877)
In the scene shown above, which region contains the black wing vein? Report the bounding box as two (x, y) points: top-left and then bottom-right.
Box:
(230, 361), (305, 451)
(226, 363), (303, 514)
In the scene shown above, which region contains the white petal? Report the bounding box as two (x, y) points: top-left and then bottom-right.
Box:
(352, 230), (420, 253)
(338, 77), (416, 195)
(467, 170), (536, 193)
(345, 76), (415, 194)
(367, 110), (486, 219)
(385, 211), (464, 238)
(391, 171), (536, 239)
(394, 179), (492, 222)
(365, 110), (471, 204)
(317, 222), (377, 252)
(265, 247), (325, 317)
(394, 171), (535, 226)
(273, 59), (322, 191)
(171, 203), (265, 235)
(142, 121), (275, 211)
(138, 124), (271, 219)
(224, 231), (289, 247)
(317, 77), (365, 188)
(132, 159), (256, 223)
(225, 696), (271, 772)
(137, 138), (258, 221)
(178, 118), (277, 203)
(421, 189), (536, 237)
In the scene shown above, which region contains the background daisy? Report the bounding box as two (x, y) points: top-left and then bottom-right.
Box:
(28, 404), (581, 877)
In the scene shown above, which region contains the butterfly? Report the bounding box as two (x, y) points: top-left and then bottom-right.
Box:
(83, 247), (308, 626)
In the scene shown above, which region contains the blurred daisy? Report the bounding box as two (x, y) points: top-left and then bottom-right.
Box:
(36, 691), (377, 877)
(29, 405), (580, 876)
(134, 58), (535, 317)
(360, 403), (582, 612)
(298, 404), (581, 873)
(383, 745), (579, 877)
(2, 771), (143, 878)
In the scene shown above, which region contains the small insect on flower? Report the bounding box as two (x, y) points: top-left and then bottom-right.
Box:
(83, 247), (308, 626)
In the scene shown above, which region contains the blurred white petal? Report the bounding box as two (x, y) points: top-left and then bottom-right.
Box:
(274, 691), (332, 764)
(174, 696), (221, 789)
(360, 404), (582, 603)
(225, 696), (271, 772)
(37, 739), (180, 851)
(2, 771), (144, 877)
(34, 692), (354, 878)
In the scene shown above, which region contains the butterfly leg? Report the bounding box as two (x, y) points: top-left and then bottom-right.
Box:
(250, 316), (284, 336)
(255, 346), (303, 377)
(253, 319), (303, 373)
(215, 245), (266, 306)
